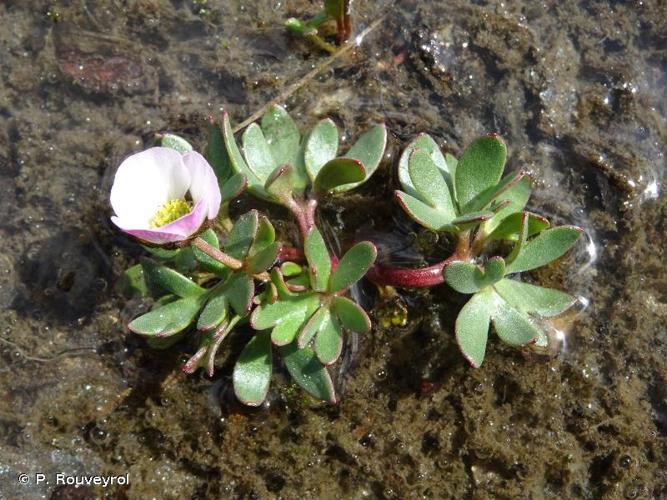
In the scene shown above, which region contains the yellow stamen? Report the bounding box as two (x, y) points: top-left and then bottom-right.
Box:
(150, 199), (192, 228)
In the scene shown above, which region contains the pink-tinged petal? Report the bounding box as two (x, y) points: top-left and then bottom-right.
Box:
(111, 200), (207, 244)
(159, 198), (208, 237)
(111, 147), (190, 227)
(115, 226), (186, 244)
(182, 151), (222, 220)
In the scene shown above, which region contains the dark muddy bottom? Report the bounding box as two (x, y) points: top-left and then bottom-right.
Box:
(0, 1), (665, 498)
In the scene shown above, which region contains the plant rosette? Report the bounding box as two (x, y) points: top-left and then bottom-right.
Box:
(371, 133), (583, 365)
(126, 210), (280, 375)
(218, 105), (387, 236)
(233, 227), (377, 406)
(444, 212), (582, 367)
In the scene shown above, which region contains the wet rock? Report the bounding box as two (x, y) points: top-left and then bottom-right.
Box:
(534, 34), (581, 138)
(53, 24), (158, 96)
(14, 230), (110, 322)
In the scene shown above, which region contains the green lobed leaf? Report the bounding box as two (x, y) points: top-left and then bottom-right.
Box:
(480, 177), (531, 236)
(484, 258), (506, 284)
(233, 330), (273, 406)
(128, 296), (203, 337)
(408, 149), (456, 220)
(298, 306), (329, 348)
(224, 273), (255, 316)
(505, 226), (583, 274)
(455, 289), (496, 368)
(445, 153), (458, 187)
(493, 279), (576, 317)
(333, 124), (387, 192)
(159, 133), (193, 153)
(220, 172), (247, 203)
(251, 215), (276, 255)
(455, 135), (507, 208)
(140, 259), (205, 298)
(247, 242), (279, 274)
(313, 157), (366, 193)
(281, 262), (303, 277)
(242, 123), (277, 184)
(265, 164), (295, 204)
(395, 191), (454, 231)
(197, 291), (228, 331)
(331, 296), (371, 334)
(222, 112), (270, 200)
(487, 211), (550, 242)
(315, 313), (343, 365)
(444, 257), (506, 294)
(398, 133), (451, 199)
(329, 241), (377, 293)
(304, 228), (332, 292)
(491, 294), (543, 346)
(224, 210), (259, 260)
(281, 343), (337, 403)
(270, 311), (313, 346)
(206, 121), (233, 182)
(251, 294), (319, 345)
(462, 171), (525, 214)
(261, 106), (300, 166)
(305, 118), (339, 182)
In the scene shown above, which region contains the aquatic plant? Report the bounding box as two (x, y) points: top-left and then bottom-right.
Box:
(369, 134), (582, 366)
(115, 106), (383, 405)
(113, 107), (581, 405)
(286, 0), (352, 52)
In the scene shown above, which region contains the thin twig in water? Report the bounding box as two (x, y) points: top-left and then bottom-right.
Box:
(0, 337), (97, 364)
(232, 12), (388, 133)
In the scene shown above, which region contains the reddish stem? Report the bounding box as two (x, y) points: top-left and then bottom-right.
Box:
(366, 258), (453, 288)
(366, 232), (472, 288)
(337, 1), (352, 43)
(285, 197), (318, 242)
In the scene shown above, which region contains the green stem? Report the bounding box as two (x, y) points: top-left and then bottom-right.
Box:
(304, 33), (337, 54)
(192, 237), (243, 270)
(192, 237), (271, 282)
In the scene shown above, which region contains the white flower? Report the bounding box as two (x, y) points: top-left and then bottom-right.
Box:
(110, 147), (221, 244)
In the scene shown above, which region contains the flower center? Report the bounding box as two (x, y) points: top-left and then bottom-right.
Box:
(150, 199), (192, 228)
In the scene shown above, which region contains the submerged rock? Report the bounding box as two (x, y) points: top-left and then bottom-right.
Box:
(53, 24), (158, 96)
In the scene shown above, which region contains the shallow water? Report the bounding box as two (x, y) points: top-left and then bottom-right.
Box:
(0, 0), (665, 498)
